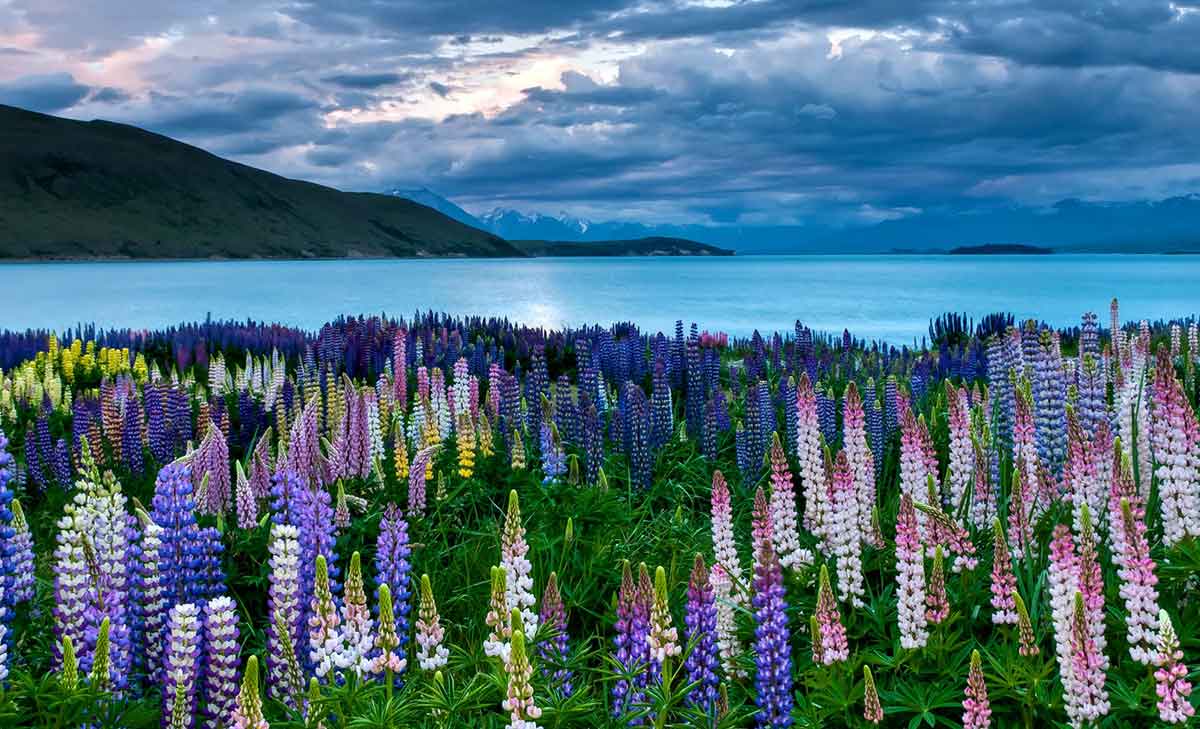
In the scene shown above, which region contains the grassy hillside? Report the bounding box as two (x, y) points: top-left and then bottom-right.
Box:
(0, 104), (523, 259)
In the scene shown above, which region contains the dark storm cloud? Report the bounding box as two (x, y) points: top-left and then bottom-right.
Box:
(0, 73), (91, 113)
(4, 0), (1199, 226)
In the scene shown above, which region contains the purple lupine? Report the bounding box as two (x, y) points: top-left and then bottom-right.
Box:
(611, 560), (647, 722)
(0, 427), (15, 637)
(122, 395), (145, 476)
(163, 602), (203, 729)
(751, 487), (793, 727)
(202, 596), (241, 729)
(374, 503), (412, 674)
(538, 572), (574, 697)
(650, 357), (673, 449)
(6, 499), (34, 605)
(684, 554), (720, 717)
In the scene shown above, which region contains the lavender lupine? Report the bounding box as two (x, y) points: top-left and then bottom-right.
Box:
(538, 572), (574, 697)
(202, 596), (240, 729)
(751, 487), (793, 727)
(7, 499), (34, 604)
(374, 503), (411, 671)
(963, 649), (991, 729)
(895, 494), (928, 649)
(163, 603), (202, 729)
(415, 574), (448, 672)
(266, 523), (304, 703)
(1154, 610), (1195, 725)
(813, 564), (848, 666)
(234, 462), (258, 529)
(683, 555), (720, 716)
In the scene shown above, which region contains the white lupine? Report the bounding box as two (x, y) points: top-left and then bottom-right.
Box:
(829, 451), (865, 607)
(1151, 350), (1200, 547)
(946, 383), (974, 520)
(710, 563), (746, 679)
(795, 376), (827, 541)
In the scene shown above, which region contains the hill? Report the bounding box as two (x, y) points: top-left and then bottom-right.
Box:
(511, 236), (733, 257)
(0, 104), (522, 259)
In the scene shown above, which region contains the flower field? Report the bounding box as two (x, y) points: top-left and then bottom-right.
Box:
(0, 300), (1197, 728)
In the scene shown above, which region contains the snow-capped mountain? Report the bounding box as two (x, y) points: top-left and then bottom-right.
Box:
(476, 208), (596, 240)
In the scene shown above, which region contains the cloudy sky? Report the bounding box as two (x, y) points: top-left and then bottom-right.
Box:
(3, 0), (1199, 227)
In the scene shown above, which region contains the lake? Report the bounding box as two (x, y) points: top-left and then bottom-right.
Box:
(2, 255), (1198, 343)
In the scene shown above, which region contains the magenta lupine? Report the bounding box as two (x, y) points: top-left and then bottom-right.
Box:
(1154, 610), (1195, 725)
(201, 596), (241, 729)
(750, 487), (793, 727)
(828, 450), (864, 607)
(684, 555), (720, 715)
(768, 435), (803, 569)
(963, 649), (991, 729)
(1116, 496), (1160, 664)
(1151, 347), (1200, 546)
(814, 564), (848, 665)
(895, 494), (928, 649)
(989, 519), (1017, 625)
(795, 375), (826, 537)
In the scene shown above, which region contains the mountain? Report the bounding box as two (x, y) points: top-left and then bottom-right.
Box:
(384, 187), (483, 229)
(510, 236), (733, 257)
(0, 104), (522, 259)
(478, 208), (592, 241)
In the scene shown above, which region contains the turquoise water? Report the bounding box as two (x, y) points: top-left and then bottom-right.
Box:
(2, 255), (1197, 343)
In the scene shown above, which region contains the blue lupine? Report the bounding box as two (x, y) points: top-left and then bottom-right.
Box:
(375, 503), (412, 676)
(751, 489), (793, 728)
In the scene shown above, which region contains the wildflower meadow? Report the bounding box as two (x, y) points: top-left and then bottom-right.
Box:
(0, 299), (1197, 728)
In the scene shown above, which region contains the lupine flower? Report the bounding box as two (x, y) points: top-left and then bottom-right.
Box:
(486, 566), (514, 660)
(7, 498), (35, 604)
(1014, 590), (1039, 657)
(843, 382), (876, 541)
(945, 382), (974, 518)
(503, 612), (543, 729)
(416, 574), (448, 672)
(60, 634), (79, 692)
(336, 551), (376, 679)
(1154, 610), (1195, 725)
(751, 487), (793, 727)
(373, 584), (406, 677)
(232, 655), (268, 729)
(989, 518), (1017, 624)
(612, 561), (646, 721)
(1115, 497), (1159, 664)
(163, 603), (202, 729)
(895, 494), (928, 649)
(1068, 592), (1110, 725)
(234, 462), (259, 529)
(828, 449), (864, 607)
(308, 554), (341, 682)
(794, 375), (826, 536)
(374, 503), (411, 671)
(534, 571), (574, 698)
(90, 616), (111, 691)
(863, 665), (883, 725)
(963, 649), (991, 729)
(647, 565), (680, 681)
(813, 564), (848, 665)
(767, 434), (803, 568)
(202, 596), (240, 729)
(683, 555), (720, 715)
(501, 490), (538, 640)
(1150, 347), (1200, 546)
(925, 545), (949, 624)
(267, 523), (303, 703)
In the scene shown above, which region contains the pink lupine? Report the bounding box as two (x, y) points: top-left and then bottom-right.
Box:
(767, 435), (803, 568)
(1068, 592), (1110, 725)
(989, 518), (1017, 624)
(843, 382), (876, 542)
(963, 649), (991, 729)
(899, 408), (931, 538)
(1115, 497), (1160, 664)
(828, 450), (864, 607)
(795, 375), (827, 538)
(1155, 610), (1195, 725)
(1151, 347), (1200, 546)
(813, 564), (848, 665)
(895, 494), (928, 649)
(945, 382), (973, 520)
(925, 546), (949, 624)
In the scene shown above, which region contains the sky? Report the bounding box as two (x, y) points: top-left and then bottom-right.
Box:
(3, 0), (1200, 228)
